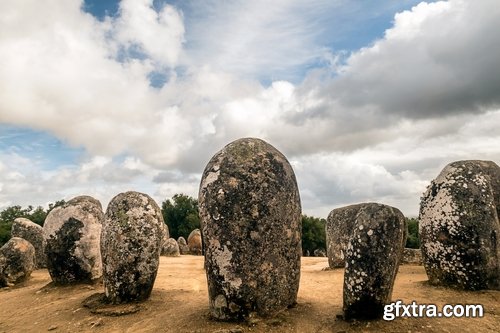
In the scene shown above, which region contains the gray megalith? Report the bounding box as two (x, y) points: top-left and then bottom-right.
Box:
(101, 191), (163, 304)
(43, 195), (103, 284)
(338, 203), (406, 320)
(419, 160), (500, 290)
(11, 217), (46, 268)
(199, 138), (302, 320)
(0, 237), (36, 286)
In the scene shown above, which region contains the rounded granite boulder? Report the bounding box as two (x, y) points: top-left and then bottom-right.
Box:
(0, 237), (36, 286)
(177, 237), (189, 254)
(161, 238), (180, 257)
(101, 191), (163, 304)
(43, 196), (104, 284)
(342, 203), (407, 320)
(11, 217), (46, 268)
(199, 138), (302, 320)
(187, 229), (202, 255)
(419, 160), (500, 290)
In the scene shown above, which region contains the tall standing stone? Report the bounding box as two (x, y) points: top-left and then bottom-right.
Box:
(177, 237), (189, 254)
(419, 160), (500, 290)
(342, 203), (406, 320)
(187, 229), (202, 255)
(101, 191), (163, 304)
(43, 196), (103, 284)
(199, 138), (302, 320)
(11, 217), (46, 268)
(0, 237), (36, 286)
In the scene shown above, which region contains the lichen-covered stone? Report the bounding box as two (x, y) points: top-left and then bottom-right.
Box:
(11, 217), (46, 268)
(342, 203), (406, 320)
(419, 160), (500, 290)
(0, 237), (35, 286)
(187, 229), (202, 255)
(326, 206), (359, 268)
(161, 238), (180, 257)
(101, 191), (163, 304)
(199, 138), (302, 320)
(402, 248), (423, 265)
(177, 237), (189, 254)
(43, 196), (103, 284)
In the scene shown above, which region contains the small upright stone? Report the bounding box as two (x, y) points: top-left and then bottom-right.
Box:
(0, 237), (36, 286)
(177, 237), (189, 254)
(101, 191), (163, 304)
(187, 229), (202, 255)
(11, 217), (46, 268)
(326, 206), (360, 268)
(199, 138), (302, 320)
(161, 238), (180, 257)
(419, 160), (500, 290)
(342, 203), (406, 320)
(43, 196), (104, 284)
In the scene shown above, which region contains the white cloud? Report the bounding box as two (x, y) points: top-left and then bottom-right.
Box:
(114, 0), (185, 67)
(0, 0), (499, 217)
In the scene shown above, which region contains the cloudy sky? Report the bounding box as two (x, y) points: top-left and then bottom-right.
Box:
(1, 0), (499, 218)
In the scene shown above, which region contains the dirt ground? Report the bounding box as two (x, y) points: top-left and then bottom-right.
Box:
(0, 256), (498, 332)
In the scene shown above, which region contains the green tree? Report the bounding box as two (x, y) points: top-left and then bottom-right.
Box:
(161, 194), (200, 240)
(302, 215), (326, 255)
(405, 217), (420, 249)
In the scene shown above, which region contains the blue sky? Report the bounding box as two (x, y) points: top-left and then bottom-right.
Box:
(1, 0), (499, 216)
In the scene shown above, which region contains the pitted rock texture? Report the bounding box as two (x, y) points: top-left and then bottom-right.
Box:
(326, 206), (359, 268)
(11, 217), (47, 268)
(419, 160), (500, 290)
(342, 203), (406, 320)
(177, 237), (189, 254)
(402, 248), (423, 265)
(199, 138), (302, 320)
(43, 196), (104, 284)
(187, 229), (202, 255)
(161, 238), (180, 257)
(0, 237), (35, 286)
(101, 191), (163, 304)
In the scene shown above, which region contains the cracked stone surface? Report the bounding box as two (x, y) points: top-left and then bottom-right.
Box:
(101, 191), (163, 304)
(419, 160), (500, 290)
(43, 195), (104, 284)
(11, 217), (46, 268)
(199, 138), (302, 320)
(0, 237), (35, 286)
(337, 203), (406, 320)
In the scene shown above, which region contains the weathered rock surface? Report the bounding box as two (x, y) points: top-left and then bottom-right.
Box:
(11, 217), (46, 268)
(419, 160), (500, 290)
(101, 191), (163, 304)
(326, 205), (359, 268)
(187, 229), (202, 255)
(0, 237), (35, 286)
(402, 248), (423, 265)
(43, 196), (104, 284)
(177, 237), (189, 254)
(342, 203), (406, 320)
(199, 138), (302, 320)
(161, 238), (180, 257)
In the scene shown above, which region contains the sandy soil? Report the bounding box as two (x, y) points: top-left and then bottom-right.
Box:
(0, 256), (498, 333)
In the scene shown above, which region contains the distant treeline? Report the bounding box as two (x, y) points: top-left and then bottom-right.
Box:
(0, 195), (419, 251)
